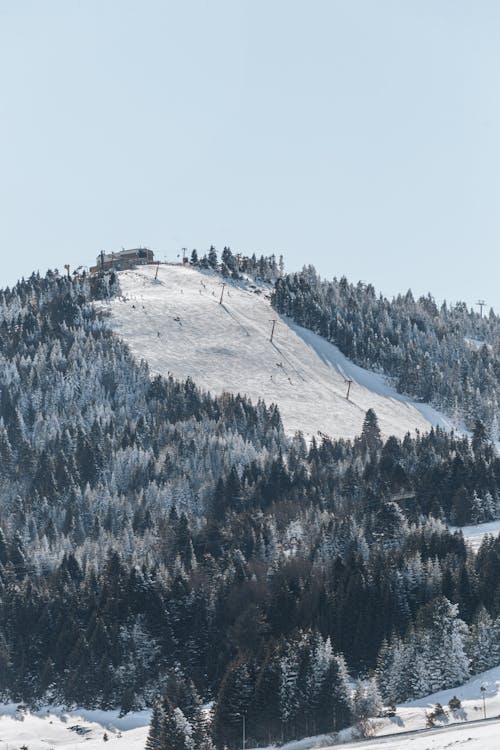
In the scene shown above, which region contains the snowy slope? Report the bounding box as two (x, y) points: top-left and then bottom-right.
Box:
(450, 519), (500, 551)
(3, 663), (500, 750)
(367, 664), (500, 738)
(336, 720), (500, 749)
(0, 705), (150, 749)
(336, 664), (500, 749)
(102, 264), (453, 441)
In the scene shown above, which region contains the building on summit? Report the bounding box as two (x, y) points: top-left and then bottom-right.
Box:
(90, 247), (154, 273)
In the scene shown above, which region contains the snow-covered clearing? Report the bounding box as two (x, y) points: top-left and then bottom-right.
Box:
(0, 705), (150, 749)
(102, 264), (453, 441)
(465, 336), (493, 352)
(450, 519), (500, 551)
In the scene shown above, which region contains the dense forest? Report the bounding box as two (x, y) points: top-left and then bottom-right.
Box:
(272, 267), (500, 440)
(0, 264), (499, 749)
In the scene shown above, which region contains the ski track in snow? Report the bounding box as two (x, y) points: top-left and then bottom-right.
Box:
(101, 264), (455, 442)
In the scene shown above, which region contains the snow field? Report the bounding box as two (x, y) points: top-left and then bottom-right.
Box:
(450, 519), (500, 552)
(336, 720), (500, 749)
(0, 705), (150, 750)
(103, 264), (453, 441)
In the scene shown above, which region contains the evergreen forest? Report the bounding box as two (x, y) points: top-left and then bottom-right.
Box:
(0, 263), (499, 749)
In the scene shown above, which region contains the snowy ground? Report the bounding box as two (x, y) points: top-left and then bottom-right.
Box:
(101, 264), (454, 441)
(336, 719), (500, 749)
(2, 664), (500, 750)
(450, 519), (500, 551)
(0, 705), (150, 749)
(263, 665), (500, 749)
(359, 664), (500, 739)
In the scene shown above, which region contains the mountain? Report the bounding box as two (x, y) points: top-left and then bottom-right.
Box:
(0, 258), (499, 750)
(101, 263), (452, 441)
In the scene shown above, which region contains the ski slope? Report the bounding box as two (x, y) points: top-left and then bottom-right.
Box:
(101, 264), (452, 441)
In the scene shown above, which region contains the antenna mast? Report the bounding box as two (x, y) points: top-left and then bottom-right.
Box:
(476, 300), (486, 318)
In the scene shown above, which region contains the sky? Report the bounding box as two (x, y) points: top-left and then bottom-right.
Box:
(1, 0), (500, 310)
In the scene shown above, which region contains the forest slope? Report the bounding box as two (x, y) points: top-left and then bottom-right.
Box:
(1, 266), (499, 748)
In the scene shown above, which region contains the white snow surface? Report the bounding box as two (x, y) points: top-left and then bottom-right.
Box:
(465, 336), (493, 351)
(450, 519), (500, 551)
(3, 665), (500, 750)
(101, 264), (453, 441)
(335, 664), (500, 749)
(336, 720), (500, 749)
(0, 705), (150, 749)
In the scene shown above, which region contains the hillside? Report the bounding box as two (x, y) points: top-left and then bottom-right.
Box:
(102, 264), (452, 441)
(350, 663), (500, 748)
(1, 267), (499, 750)
(3, 664), (500, 749)
(273, 268), (500, 441)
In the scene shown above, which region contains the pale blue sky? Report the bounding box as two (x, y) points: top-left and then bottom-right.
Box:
(1, 1), (499, 309)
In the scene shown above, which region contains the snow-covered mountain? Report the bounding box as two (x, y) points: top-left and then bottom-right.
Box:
(102, 264), (453, 441)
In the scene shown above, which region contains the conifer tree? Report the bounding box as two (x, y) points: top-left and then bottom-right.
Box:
(213, 658), (253, 749)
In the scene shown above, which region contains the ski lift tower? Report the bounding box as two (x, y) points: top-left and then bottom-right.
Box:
(344, 378), (353, 400)
(476, 300), (486, 318)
